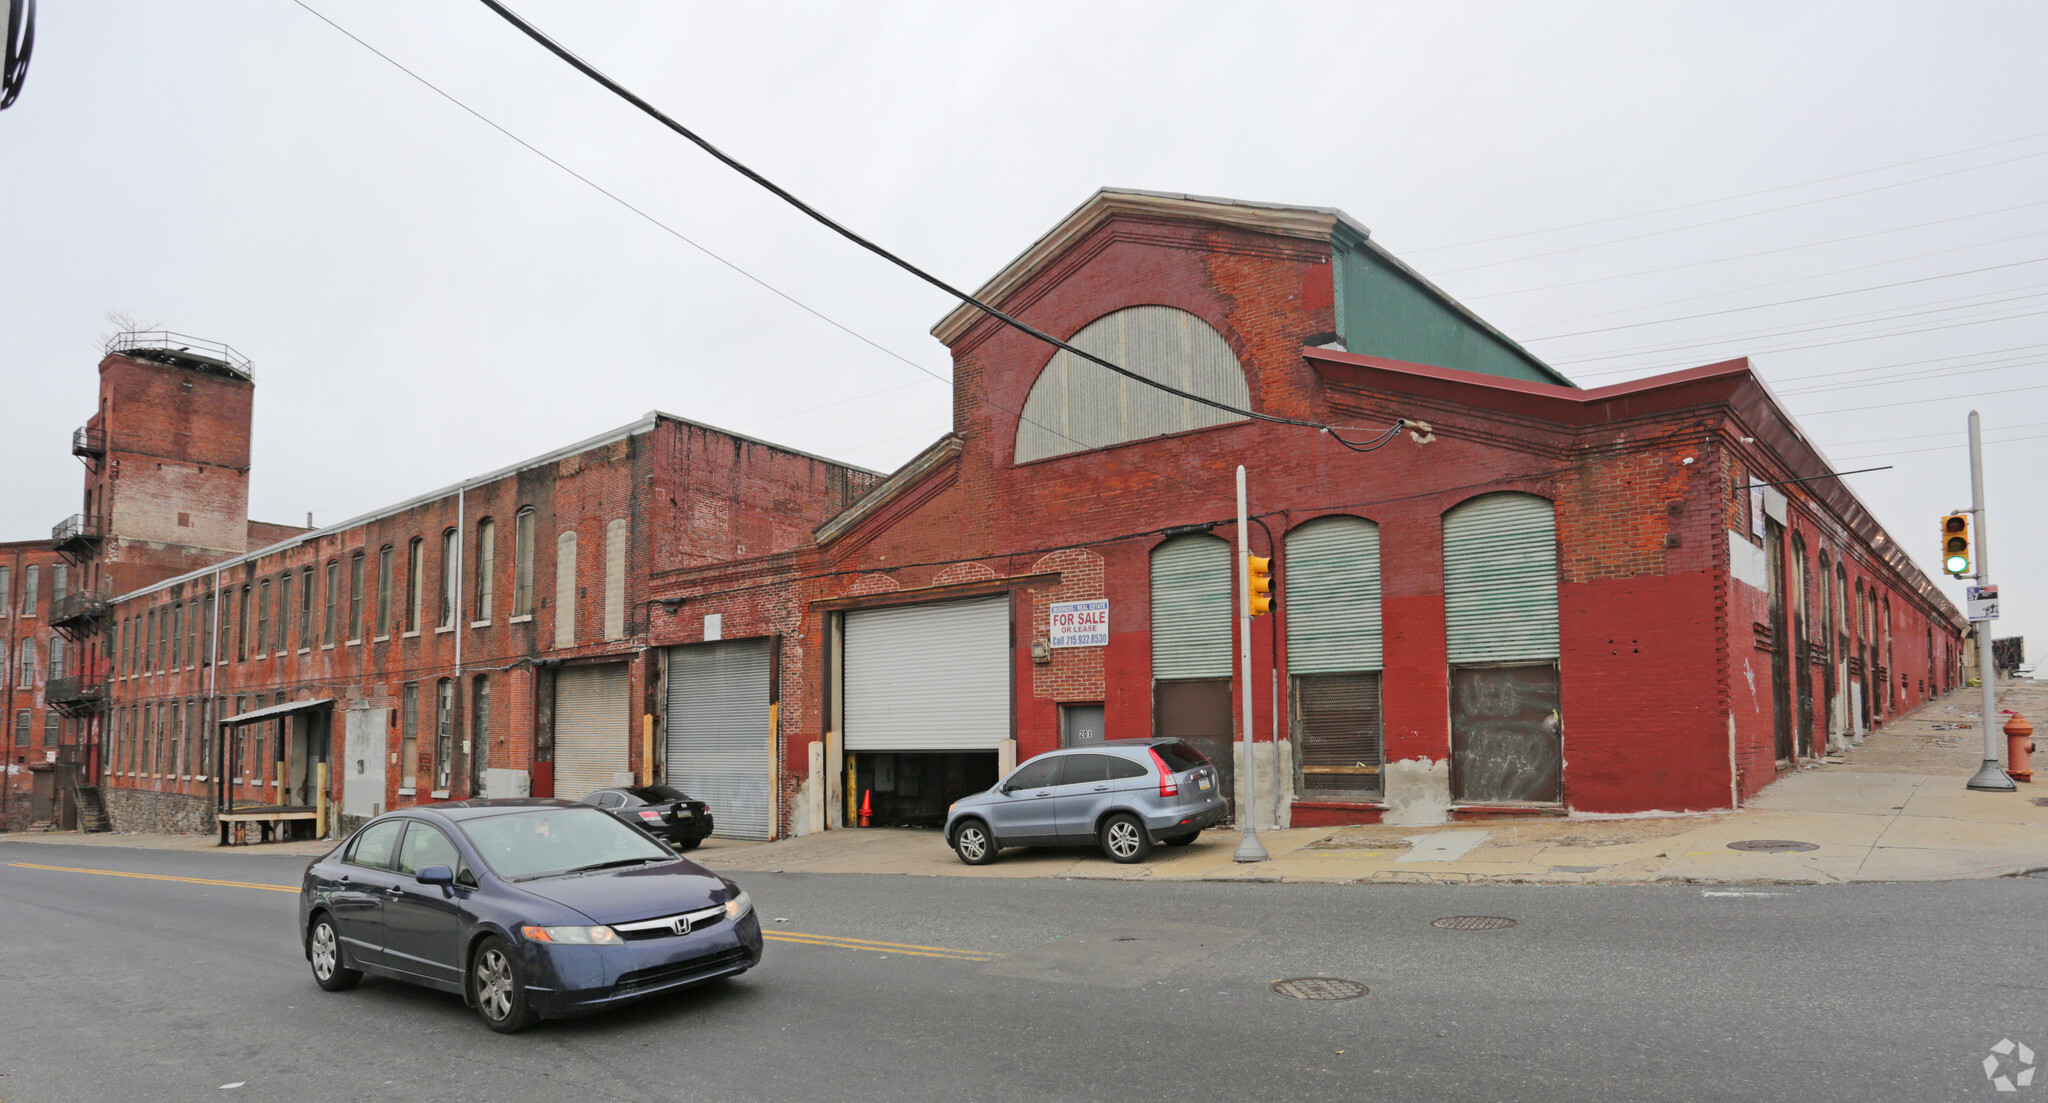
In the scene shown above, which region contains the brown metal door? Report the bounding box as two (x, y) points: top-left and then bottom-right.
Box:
(1450, 663), (1562, 803)
(1155, 678), (1232, 814)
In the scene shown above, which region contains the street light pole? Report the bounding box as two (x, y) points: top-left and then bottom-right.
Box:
(1965, 410), (2015, 792)
(1234, 465), (1269, 862)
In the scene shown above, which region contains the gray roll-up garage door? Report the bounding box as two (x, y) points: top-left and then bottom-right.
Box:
(1284, 516), (1381, 673)
(553, 662), (630, 801)
(845, 596), (1009, 751)
(1151, 535), (1233, 679)
(666, 639), (772, 840)
(1443, 494), (1559, 665)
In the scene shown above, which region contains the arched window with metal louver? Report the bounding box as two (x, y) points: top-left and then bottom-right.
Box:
(1150, 533), (1235, 803)
(1284, 516), (1383, 802)
(1442, 492), (1561, 804)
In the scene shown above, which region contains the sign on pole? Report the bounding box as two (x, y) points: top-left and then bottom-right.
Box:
(1967, 584), (2000, 622)
(1047, 599), (1109, 648)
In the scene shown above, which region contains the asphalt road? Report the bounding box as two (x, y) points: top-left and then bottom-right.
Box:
(1, 838), (2044, 1103)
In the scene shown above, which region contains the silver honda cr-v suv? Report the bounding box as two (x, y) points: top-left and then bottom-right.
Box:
(943, 738), (1226, 865)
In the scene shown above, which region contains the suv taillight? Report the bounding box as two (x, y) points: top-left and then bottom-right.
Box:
(1148, 748), (1180, 797)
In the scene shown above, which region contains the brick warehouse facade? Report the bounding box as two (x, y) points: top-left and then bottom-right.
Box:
(643, 190), (1967, 837)
(8, 189), (1965, 842)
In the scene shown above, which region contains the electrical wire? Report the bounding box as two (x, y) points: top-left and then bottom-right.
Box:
(1833, 430), (2048, 463)
(288, 1), (1262, 506)
(1428, 148), (2048, 278)
(1791, 379), (2048, 417)
(1551, 303), (2048, 370)
(1, 0), (32, 110)
(1405, 130), (2048, 254)
(473, 0), (1406, 454)
(1506, 219), (2048, 328)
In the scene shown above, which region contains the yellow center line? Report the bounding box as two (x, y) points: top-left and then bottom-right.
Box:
(8, 862), (299, 893)
(764, 933), (996, 961)
(8, 862), (1001, 961)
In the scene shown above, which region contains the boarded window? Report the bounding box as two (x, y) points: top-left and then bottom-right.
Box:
(604, 518), (627, 641)
(1443, 494), (1559, 665)
(1015, 306), (1251, 462)
(555, 530), (578, 648)
(1150, 534), (1233, 680)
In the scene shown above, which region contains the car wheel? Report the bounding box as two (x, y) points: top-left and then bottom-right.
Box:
(1163, 831), (1200, 847)
(674, 838), (702, 851)
(952, 819), (999, 865)
(1101, 813), (1153, 864)
(308, 914), (362, 991)
(470, 936), (538, 1034)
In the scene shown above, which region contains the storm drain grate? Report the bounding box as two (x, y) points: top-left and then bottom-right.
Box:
(1431, 915), (1517, 931)
(1726, 839), (1819, 852)
(1272, 977), (1369, 1001)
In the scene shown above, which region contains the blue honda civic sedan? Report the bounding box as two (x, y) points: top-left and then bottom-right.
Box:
(299, 798), (763, 1033)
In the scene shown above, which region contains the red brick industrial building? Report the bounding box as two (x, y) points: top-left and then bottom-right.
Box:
(7, 190), (1965, 841)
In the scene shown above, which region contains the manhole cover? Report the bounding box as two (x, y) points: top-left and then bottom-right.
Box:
(1726, 839), (1819, 852)
(1272, 977), (1369, 1001)
(2032, 798), (2048, 808)
(1431, 915), (1518, 930)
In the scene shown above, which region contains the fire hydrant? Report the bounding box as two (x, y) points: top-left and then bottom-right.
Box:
(2004, 713), (2035, 783)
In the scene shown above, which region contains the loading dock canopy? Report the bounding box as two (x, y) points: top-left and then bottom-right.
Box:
(220, 698), (335, 726)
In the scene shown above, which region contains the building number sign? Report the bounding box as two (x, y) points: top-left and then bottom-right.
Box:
(1048, 599), (1109, 648)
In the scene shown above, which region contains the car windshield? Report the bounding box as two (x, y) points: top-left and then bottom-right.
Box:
(457, 807), (674, 881)
(624, 785), (690, 803)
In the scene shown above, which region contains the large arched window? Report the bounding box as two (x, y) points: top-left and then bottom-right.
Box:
(1442, 492), (1561, 804)
(1285, 516), (1383, 800)
(1015, 305), (1250, 462)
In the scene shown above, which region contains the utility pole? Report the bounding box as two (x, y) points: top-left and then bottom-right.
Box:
(1234, 465), (1269, 862)
(1965, 410), (2015, 792)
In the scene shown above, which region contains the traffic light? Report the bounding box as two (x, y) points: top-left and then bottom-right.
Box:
(1247, 554), (1276, 616)
(1942, 513), (1972, 577)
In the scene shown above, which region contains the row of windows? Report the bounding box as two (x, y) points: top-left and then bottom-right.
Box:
(111, 510), (628, 679)
(0, 563), (66, 618)
(10, 709), (64, 749)
(107, 675), (493, 797)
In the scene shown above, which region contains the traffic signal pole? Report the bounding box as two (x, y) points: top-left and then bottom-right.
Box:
(1234, 465), (1269, 862)
(1965, 410), (2015, 792)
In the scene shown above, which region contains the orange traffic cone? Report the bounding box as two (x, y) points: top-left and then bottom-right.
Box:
(859, 789), (872, 827)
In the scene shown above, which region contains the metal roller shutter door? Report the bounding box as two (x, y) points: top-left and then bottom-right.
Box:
(1284, 516), (1381, 674)
(553, 663), (630, 801)
(1443, 494), (1559, 666)
(845, 597), (1009, 751)
(666, 640), (773, 840)
(1151, 535), (1233, 680)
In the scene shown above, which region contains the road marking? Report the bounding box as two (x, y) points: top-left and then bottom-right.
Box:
(764, 931), (1000, 962)
(1700, 890), (1786, 897)
(8, 861), (1000, 962)
(8, 862), (299, 893)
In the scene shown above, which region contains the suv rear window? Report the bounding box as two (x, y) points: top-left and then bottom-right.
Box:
(1152, 741), (1209, 772)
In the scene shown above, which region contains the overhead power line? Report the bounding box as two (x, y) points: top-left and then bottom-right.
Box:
(1, 0), (32, 110)
(1553, 301), (2048, 371)
(474, 0), (1406, 454)
(291, 1), (1270, 506)
(1429, 148), (2048, 278)
(1407, 129), (2048, 254)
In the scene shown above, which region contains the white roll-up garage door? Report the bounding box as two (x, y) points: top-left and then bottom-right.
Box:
(845, 596), (1009, 751)
(666, 639), (773, 840)
(553, 662), (630, 801)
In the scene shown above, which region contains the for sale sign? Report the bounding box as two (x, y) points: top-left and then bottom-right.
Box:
(1048, 599), (1109, 648)
(1967, 584), (2000, 622)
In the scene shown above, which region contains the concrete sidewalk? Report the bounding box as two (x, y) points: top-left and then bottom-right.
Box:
(11, 682), (2044, 885)
(695, 681), (2048, 886)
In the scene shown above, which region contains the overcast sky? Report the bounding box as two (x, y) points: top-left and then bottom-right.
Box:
(3, 1), (2044, 651)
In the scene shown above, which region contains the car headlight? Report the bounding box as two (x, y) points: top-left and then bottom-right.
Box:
(521, 924), (619, 945)
(723, 889), (754, 922)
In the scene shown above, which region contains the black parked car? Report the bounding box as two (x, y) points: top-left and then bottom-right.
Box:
(581, 785), (714, 850)
(299, 799), (761, 1033)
